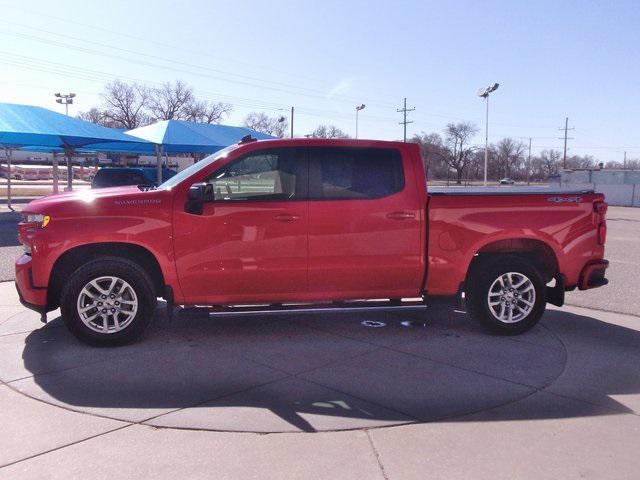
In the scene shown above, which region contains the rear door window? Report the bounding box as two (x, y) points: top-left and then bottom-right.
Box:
(309, 147), (404, 199)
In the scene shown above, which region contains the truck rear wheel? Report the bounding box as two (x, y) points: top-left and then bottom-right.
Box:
(467, 255), (547, 335)
(60, 257), (156, 346)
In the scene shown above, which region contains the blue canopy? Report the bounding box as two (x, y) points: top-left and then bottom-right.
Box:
(124, 120), (274, 154)
(0, 103), (151, 150)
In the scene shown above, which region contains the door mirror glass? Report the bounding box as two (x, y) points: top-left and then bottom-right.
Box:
(186, 182), (213, 214)
(188, 182), (213, 202)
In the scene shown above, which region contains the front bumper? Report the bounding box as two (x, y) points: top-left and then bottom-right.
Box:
(15, 254), (48, 312)
(578, 259), (609, 290)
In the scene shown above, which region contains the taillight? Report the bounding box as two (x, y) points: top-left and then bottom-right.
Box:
(598, 222), (607, 245)
(593, 201), (607, 245)
(594, 201), (608, 216)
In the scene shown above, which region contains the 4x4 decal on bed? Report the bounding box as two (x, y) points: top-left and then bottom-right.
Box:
(547, 196), (583, 203)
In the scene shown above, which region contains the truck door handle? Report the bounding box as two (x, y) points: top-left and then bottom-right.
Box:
(386, 211), (415, 220)
(274, 213), (301, 222)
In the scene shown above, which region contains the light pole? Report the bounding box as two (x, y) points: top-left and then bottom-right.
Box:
(55, 92), (75, 116)
(290, 106), (294, 138)
(477, 83), (499, 186)
(355, 104), (365, 139)
(55, 93), (76, 190)
(277, 107), (294, 138)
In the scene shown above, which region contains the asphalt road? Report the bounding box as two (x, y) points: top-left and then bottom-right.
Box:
(0, 204), (637, 315)
(0, 208), (21, 282)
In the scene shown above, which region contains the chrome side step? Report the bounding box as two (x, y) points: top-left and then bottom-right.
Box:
(178, 300), (428, 318)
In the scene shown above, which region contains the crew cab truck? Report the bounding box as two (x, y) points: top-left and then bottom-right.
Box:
(15, 138), (609, 346)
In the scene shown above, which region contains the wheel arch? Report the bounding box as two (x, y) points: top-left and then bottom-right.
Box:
(48, 242), (166, 308)
(466, 237), (560, 285)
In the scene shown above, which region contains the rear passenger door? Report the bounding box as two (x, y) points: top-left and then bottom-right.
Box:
(306, 146), (423, 300)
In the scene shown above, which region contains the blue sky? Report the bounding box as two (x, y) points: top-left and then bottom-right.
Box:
(0, 0), (638, 161)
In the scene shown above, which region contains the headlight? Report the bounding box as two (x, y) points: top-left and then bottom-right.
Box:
(22, 213), (51, 228)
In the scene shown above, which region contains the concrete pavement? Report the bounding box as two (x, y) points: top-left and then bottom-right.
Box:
(1, 204), (639, 478)
(1, 280), (640, 478)
(565, 206), (640, 315)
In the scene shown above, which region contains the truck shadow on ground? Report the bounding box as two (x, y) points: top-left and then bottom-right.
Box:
(13, 307), (640, 432)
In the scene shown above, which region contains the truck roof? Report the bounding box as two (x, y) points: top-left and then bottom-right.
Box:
(243, 137), (414, 149)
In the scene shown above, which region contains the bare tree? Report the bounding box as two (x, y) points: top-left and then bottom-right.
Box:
(183, 99), (232, 124)
(310, 125), (350, 138)
(100, 80), (150, 129)
(77, 108), (114, 127)
(565, 154), (596, 170)
(536, 149), (562, 178)
(148, 80), (194, 121)
(626, 159), (640, 170)
(243, 112), (287, 138)
(410, 132), (447, 179)
(495, 138), (526, 179)
(443, 122), (478, 184)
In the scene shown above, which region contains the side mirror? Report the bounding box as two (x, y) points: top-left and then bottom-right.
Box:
(186, 182), (213, 214)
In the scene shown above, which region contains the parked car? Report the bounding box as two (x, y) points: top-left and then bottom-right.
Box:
(16, 138), (609, 346)
(91, 167), (176, 188)
(499, 177), (515, 185)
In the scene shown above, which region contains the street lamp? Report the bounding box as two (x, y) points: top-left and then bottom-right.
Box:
(55, 93), (76, 191)
(277, 107), (295, 138)
(55, 92), (76, 116)
(477, 83), (499, 186)
(355, 104), (365, 139)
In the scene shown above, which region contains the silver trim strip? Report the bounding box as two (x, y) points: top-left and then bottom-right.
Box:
(205, 304), (428, 317)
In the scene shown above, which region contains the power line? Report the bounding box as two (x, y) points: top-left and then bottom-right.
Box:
(2, 22), (573, 133)
(0, 2), (339, 90)
(0, 25), (402, 110)
(397, 98), (415, 142)
(0, 55), (410, 128)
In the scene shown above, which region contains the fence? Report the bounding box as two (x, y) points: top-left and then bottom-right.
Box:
(552, 169), (640, 207)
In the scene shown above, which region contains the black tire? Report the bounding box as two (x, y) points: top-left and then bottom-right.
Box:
(60, 257), (157, 346)
(467, 255), (547, 335)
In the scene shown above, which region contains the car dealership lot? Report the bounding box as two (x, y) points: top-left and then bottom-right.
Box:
(0, 205), (639, 478)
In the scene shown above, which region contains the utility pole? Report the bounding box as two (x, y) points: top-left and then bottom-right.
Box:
(397, 98), (415, 142)
(527, 137), (532, 185)
(558, 117), (574, 169)
(624, 151), (627, 169)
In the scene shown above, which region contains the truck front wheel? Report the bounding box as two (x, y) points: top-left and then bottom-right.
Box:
(60, 257), (156, 346)
(467, 256), (547, 335)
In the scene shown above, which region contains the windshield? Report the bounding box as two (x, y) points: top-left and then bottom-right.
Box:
(158, 144), (239, 189)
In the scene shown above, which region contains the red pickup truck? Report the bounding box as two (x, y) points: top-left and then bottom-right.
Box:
(15, 138), (609, 346)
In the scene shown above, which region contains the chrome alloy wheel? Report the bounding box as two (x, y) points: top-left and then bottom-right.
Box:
(76, 276), (138, 333)
(487, 272), (536, 324)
